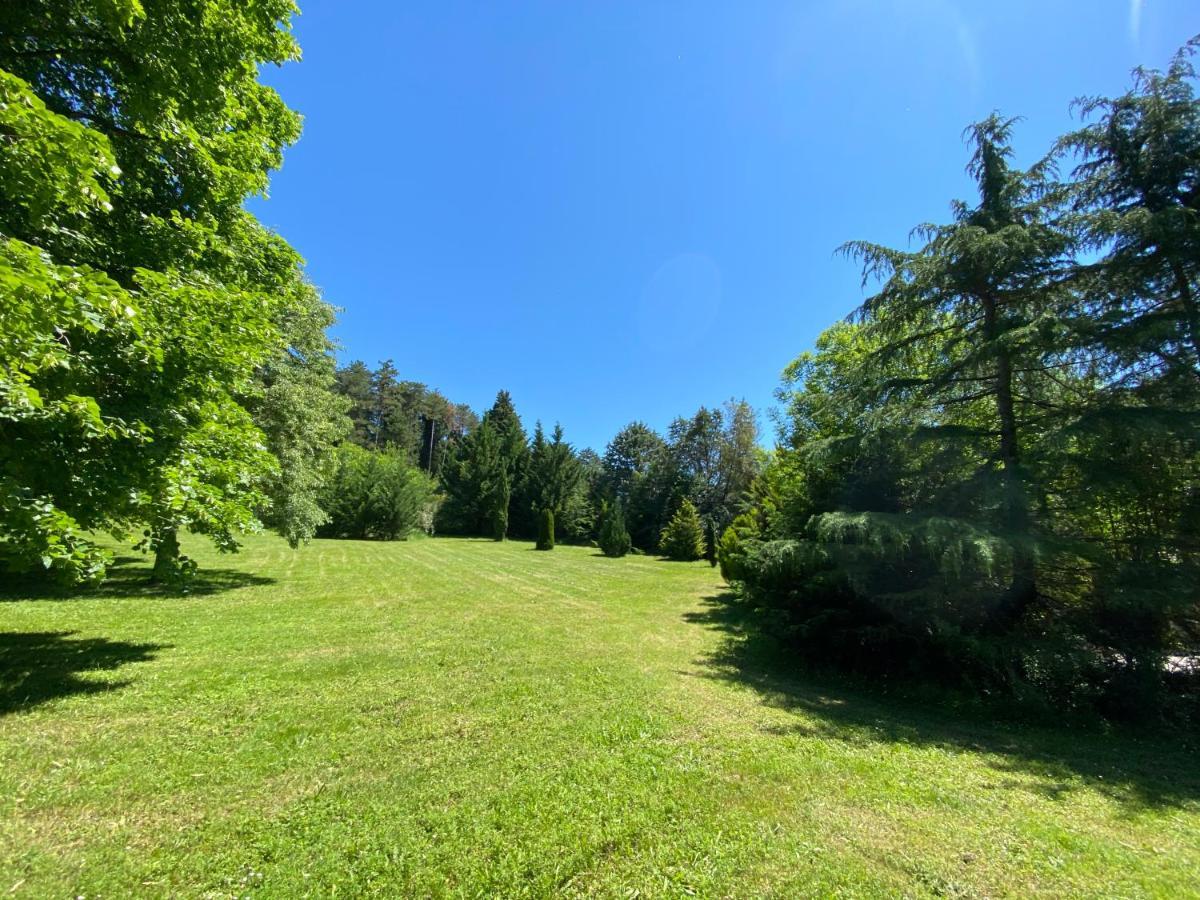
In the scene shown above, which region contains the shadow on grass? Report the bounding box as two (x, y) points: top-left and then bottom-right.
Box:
(0, 631), (168, 716)
(685, 591), (1200, 812)
(0, 555), (276, 602)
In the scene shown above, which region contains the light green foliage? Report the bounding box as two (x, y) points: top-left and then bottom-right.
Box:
(254, 287), (351, 547)
(0, 1), (342, 583)
(717, 513), (759, 582)
(0, 70), (118, 233)
(0, 534), (1196, 895)
(0, 71), (135, 582)
(660, 499), (706, 561)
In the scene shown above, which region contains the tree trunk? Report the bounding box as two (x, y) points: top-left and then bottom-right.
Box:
(982, 292), (1037, 631)
(151, 527), (180, 584)
(1169, 258), (1200, 375)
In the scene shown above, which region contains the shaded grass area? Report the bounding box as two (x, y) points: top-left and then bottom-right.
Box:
(686, 593), (1200, 813)
(1, 535), (1197, 897)
(0, 631), (169, 717)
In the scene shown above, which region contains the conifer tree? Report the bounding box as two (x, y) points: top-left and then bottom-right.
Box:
(523, 421), (586, 536)
(482, 390), (528, 534)
(536, 508), (555, 550)
(598, 500), (632, 558)
(659, 499), (705, 561)
(705, 519), (718, 567)
(840, 115), (1071, 629)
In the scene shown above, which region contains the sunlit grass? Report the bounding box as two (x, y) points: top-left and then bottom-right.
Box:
(1, 534), (1197, 897)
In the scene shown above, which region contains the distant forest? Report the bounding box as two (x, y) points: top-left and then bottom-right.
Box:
(329, 360), (762, 553)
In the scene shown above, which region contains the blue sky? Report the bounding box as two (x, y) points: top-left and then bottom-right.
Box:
(250, 1), (1198, 452)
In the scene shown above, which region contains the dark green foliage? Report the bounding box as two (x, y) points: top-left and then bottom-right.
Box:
(729, 41), (1200, 724)
(491, 473), (510, 542)
(536, 508), (555, 551)
(439, 402), (600, 545)
(522, 422), (590, 541)
(659, 499), (706, 561)
(705, 519), (718, 567)
(606, 405), (762, 553)
(318, 445), (436, 541)
(438, 392), (527, 538)
(333, 360), (477, 472)
(598, 501), (633, 558)
(602, 422), (665, 503)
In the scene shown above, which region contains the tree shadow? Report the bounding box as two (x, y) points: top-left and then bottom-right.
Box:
(684, 592), (1200, 812)
(0, 555), (276, 601)
(0, 631), (168, 716)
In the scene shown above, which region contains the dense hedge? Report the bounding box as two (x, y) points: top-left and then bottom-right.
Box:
(318, 445), (437, 541)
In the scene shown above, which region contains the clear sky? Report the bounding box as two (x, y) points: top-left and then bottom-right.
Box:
(249, 1), (1199, 452)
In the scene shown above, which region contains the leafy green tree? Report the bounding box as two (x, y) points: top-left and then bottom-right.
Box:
(334, 361), (477, 473)
(1057, 37), (1200, 379)
(659, 499), (705, 561)
(536, 508), (555, 551)
(439, 391), (527, 538)
(440, 418), (504, 536)
(253, 283), (351, 547)
(602, 422), (665, 502)
(0, 0), (325, 584)
(598, 500), (632, 558)
(335, 361), (375, 445)
(726, 44), (1200, 720)
(1048, 39), (1200, 702)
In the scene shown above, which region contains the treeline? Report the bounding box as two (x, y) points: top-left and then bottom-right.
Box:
(719, 42), (1200, 722)
(264, 353), (768, 556)
(334, 360), (478, 472)
(427, 388), (764, 554)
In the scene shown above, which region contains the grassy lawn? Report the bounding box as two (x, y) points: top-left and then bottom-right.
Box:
(1, 536), (1197, 898)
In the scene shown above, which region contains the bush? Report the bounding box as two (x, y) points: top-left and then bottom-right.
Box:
(704, 519), (718, 567)
(718, 512), (759, 582)
(598, 501), (632, 558)
(492, 503), (508, 542)
(536, 507), (555, 550)
(318, 445), (436, 540)
(659, 499), (705, 561)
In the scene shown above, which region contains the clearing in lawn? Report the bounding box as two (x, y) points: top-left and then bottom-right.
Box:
(1, 535), (1197, 897)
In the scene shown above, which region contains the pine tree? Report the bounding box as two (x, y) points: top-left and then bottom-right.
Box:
(482, 390), (528, 534)
(598, 500), (632, 558)
(840, 114), (1071, 630)
(659, 499), (705, 561)
(536, 508), (555, 550)
(705, 519), (718, 567)
(523, 421), (585, 537)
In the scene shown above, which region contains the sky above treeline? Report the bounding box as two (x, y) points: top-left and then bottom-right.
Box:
(250, 1), (1199, 452)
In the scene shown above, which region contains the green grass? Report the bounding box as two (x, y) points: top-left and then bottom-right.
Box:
(1, 535), (1197, 898)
